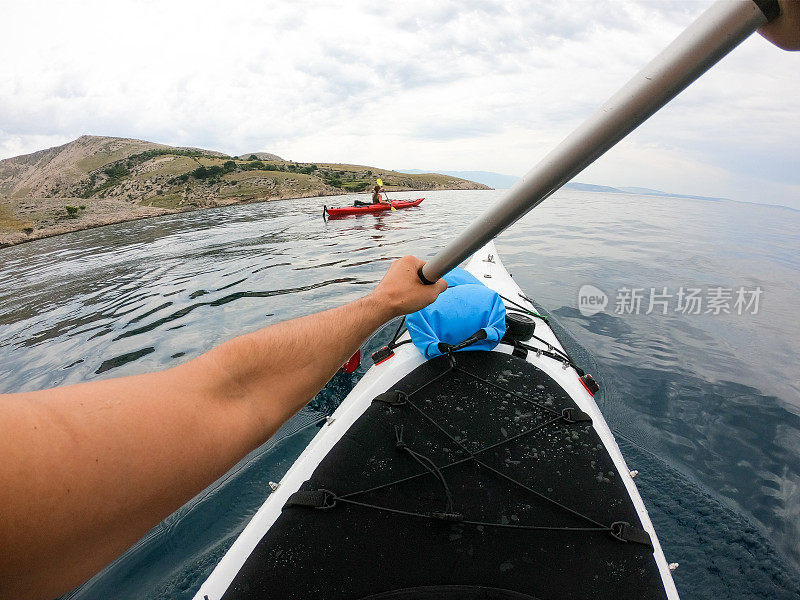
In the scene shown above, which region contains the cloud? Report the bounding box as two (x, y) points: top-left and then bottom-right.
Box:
(0, 0), (797, 208)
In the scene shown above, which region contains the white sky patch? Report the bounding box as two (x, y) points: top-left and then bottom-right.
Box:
(0, 0), (798, 208)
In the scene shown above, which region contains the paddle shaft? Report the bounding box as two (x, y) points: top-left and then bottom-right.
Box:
(376, 178), (395, 210)
(383, 188), (396, 210)
(419, 0), (779, 284)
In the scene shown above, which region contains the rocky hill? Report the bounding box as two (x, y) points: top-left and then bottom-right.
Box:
(0, 135), (488, 247)
(238, 151), (285, 161)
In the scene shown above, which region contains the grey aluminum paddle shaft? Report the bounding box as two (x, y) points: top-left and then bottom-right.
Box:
(420, 0), (778, 283)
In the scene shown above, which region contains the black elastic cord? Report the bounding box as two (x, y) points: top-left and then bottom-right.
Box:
(393, 364), (606, 531)
(292, 490), (648, 545)
(334, 493), (608, 533)
(499, 293), (548, 322)
(395, 426), (456, 515)
(516, 340), (583, 375)
(401, 389), (607, 529)
(372, 318), (410, 365)
(339, 413), (562, 501)
(292, 353), (649, 547)
(389, 317), (406, 346)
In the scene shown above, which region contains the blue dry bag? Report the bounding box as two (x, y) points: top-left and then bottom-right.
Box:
(406, 267), (506, 359)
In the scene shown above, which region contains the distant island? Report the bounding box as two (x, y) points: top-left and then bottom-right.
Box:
(0, 136), (489, 247)
(401, 169), (728, 201)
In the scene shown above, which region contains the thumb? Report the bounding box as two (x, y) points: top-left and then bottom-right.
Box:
(432, 278), (448, 295)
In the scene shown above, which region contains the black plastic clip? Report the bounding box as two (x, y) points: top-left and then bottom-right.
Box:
(561, 407), (592, 424)
(609, 521), (654, 548)
(373, 390), (408, 406)
(283, 489), (337, 511)
(580, 373), (600, 395)
(371, 346), (395, 365)
(511, 343), (528, 359)
(436, 329), (488, 355)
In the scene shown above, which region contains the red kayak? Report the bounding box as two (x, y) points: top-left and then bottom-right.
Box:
(324, 198), (423, 217)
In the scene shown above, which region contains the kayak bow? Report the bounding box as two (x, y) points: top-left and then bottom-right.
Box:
(194, 242), (679, 600)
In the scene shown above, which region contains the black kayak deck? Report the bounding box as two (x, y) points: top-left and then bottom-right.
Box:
(223, 351), (667, 600)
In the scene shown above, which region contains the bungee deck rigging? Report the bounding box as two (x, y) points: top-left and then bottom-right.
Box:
(285, 349), (650, 547)
(221, 349), (665, 600)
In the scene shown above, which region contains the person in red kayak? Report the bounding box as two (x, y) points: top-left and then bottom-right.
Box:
(371, 184), (388, 204)
(354, 184), (388, 207)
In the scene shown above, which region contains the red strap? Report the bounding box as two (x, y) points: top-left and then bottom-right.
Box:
(342, 349), (361, 373)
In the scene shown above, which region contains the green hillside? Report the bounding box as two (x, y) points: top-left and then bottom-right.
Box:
(0, 136), (488, 247)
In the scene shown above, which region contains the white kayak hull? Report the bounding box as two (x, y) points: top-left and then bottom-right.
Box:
(194, 241), (679, 600)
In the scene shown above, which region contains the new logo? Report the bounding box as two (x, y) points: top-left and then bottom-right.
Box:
(578, 284), (608, 316)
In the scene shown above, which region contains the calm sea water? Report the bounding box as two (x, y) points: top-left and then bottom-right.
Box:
(1, 189), (798, 599)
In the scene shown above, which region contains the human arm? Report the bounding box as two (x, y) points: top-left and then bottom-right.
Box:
(0, 256), (446, 600)
(759, 0), (800, 50)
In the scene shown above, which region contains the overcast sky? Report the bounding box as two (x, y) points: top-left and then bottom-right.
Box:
(1, 0), (798, 208)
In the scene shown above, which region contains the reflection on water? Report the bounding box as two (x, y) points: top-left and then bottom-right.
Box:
(1, 190), (798, 599)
